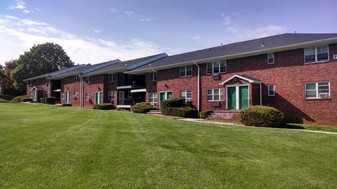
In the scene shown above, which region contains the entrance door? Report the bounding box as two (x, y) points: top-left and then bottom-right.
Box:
(95, 91), (103, 104)
(239, 86), (248, 109)
(31, 89), (37, 102)
(159, 91), (172, 107)
(118, 91), (125, 105)
(226, 85), (249, 110)
(227, 87), (236, 110)
(65, 91), (71, 104)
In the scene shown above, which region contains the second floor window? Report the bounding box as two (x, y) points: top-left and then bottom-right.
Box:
(304, 46), (328, 63)
(207, 61), (226, 74)
(74, 76), (79, 82)
(180, 66), (192, 77)
(85, 77), (91, 84)
(268, 53), (275, 64)
(148, 72), (157, 81)
(108, 74), (114, 82)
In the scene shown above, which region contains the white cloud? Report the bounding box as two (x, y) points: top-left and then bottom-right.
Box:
(8, 1), (30, 13)
(0, 15), (163, 65)
(221, 14), (286, 41)
(94, 30), (101, 34)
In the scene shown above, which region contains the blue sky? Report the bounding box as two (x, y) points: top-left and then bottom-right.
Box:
(0, 0), (336, 65)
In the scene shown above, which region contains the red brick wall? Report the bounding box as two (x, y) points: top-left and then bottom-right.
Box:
(156, 66), (199, 108)
(26, 78), (50, 98)
(62, 76), (81, 106)
(152, 44), (337, 125)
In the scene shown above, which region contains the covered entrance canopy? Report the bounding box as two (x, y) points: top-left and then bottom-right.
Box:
(220, 75), (262, 110)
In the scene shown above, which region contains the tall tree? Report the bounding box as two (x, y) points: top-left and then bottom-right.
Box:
(11, 42), (74, 92)
(1, 60), (21, 95)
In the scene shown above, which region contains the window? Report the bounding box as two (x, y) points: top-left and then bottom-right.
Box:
(149, 93), (158, 104)
(85, 93), (90, 101)
(74, 76), (79, 82)
(304, 46), (329, 63)
(305, 82), (330, 99)
(207, 61), (226, 74)
(180, 66), (192, 77)
(268, 53), (275, 64)
(108, 74), (114, 82)
(207, 89), (223, 101)
(85, 77), (91, 84)
(148, 72), (157, 81)
(181, 90), (192, 102)
(268, 85), (275, 96)
(73, 90), (79, 98)
(108, 91), (115, 101)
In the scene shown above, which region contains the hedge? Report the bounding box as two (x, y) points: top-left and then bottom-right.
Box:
(12, 95), (32, 103)
(161, 98), (198, 118)
(239, 106), (286, 127)
(93, 103), (115, 110)
(200, 110), (214, 119)
(131, 102), (158, 113)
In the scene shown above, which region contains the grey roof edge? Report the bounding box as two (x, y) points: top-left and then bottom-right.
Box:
(80, 59), (121, 76)
(23, 74), (48, 82)
(80, 53), (168, 77)
(127, 35), (337, 74)
(126, 53), (168, 71)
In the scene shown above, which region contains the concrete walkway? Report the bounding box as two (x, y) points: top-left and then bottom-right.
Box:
(178, 118), (337, 135)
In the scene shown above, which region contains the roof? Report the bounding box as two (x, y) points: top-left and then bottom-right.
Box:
(220, 74), (261, 85)
(129, 33), (337, 73)
(81, 53), (167, 76)
(24, 64), (88, 82)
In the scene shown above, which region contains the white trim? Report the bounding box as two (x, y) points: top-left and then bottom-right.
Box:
(117, 85), (132, 89)
(220, 75), (261, 85)
(267, 85), (276, 96)
(131, 89), (147, 93)
(117, 105), (131, 108)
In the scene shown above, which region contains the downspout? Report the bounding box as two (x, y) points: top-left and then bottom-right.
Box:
(259, 82), (262, 105)
(80, 76), (84, 108)
(194, 62), (200, 111)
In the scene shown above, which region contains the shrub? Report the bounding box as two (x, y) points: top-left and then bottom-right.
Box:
(93, 103), (115, 110)
(200, 110), (214, 119)
(12, 95), (32, 103)
(40, 98), (45, 103)
(131, 102), (158, 113)
(161, 98), (198, 118)
(0, 94), (14, 101)
(62, 104), (72, 107)
(46, 97), (57, 104)
(239, 106), (286, 127)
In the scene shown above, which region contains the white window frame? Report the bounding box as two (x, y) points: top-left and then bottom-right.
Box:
(149, 93), (158, 104)
(108, 74), (114, 82)
(181, 90), (192, 102)
(73, 90), (79, 99)
(74, 75), (79, 82)
(85, 93), (90, 102)
(268, 53), (275, 64)
(148, 72), (157, 81)
(305, 82), (330, 99)
(267, 85), (275, 96)
(108, 91), (115, 101)
(180, 66), (192, 77)
(207, 61), (227, 74)
(304, 45), (329, 64)
(207, 88), (223, 101)
(85, 77), (91, 84)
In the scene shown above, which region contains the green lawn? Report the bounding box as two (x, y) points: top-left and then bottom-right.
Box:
(1, 103), (337, 188)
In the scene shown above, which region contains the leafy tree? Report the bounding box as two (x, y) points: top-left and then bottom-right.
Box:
(11, 42), (74, 92)
(1, 60), (21, 95)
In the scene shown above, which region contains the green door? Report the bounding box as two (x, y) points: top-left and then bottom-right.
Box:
(239, 86), (248, 109)
(159, 92), (172, 108)
(227, 87), (236, 110)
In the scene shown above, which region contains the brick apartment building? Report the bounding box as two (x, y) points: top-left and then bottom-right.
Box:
(24, 33), (337, 125)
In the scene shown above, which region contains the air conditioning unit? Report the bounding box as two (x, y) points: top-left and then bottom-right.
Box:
(213, 101), (220, 107)
(212, 73), (220, 80)
(319, 93), (329, 98)
(333, 54), (337, 60)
